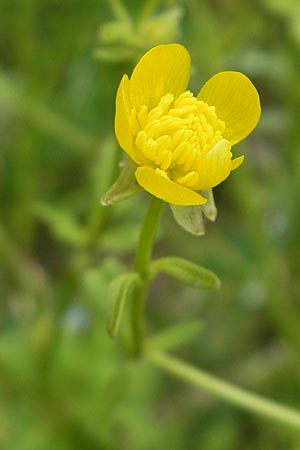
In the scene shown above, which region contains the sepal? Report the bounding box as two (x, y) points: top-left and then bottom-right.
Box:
(201, 189), (217, 221)
(170, 189), (217, 235)
(150, 256), (220, 291)
(101, 159), (141, 205)
(107, 272), (141, 339)
(170, 204), (205, 236)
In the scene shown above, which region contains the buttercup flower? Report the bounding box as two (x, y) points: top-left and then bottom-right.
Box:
(115, 43), (261, 205)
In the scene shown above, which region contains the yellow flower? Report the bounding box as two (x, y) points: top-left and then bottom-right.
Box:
(115, 44), (261, 206)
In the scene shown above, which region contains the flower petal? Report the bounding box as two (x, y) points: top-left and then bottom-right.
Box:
(130, 44), (191, 111)
(198, 71), (261, 145)
(135, 166), (206, 206)
(194, 139), (232, 190)
(115, 74), (137, 161)
(231, 155), (244, 170)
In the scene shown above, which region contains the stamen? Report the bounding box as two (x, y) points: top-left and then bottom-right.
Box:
(147, 107), (163, 123)
(132, 89), (227, 189)
(137, 105), (148, 129)
(183, 148), (198, 172)
(169, 128), (186, 150)
(156, 150), (172, 171)
(156, 135), (171, 152)
(172, 141), (191, 164)
(199, 114), (207, 131)
(155, 168), (169, 179)
(136, 130), (157, 161)
(176, 171), (199, 187)
(158, 93), (174, 113)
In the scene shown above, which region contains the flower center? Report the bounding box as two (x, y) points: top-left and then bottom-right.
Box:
(129, 91), (225, 187)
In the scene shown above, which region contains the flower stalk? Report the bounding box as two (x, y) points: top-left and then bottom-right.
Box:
(134, 196), (165, 279)
(130, 196), (164, 355)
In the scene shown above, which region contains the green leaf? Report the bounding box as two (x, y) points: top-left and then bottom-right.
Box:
(101, 158), (141, 205)
(32, 202), (87, 247)
(107, 272), (140, 339)
(150, 257), (220, 291)
(145, 320), (204, 352)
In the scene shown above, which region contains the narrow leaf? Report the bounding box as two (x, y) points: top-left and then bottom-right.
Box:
(146, 320), (204, 352)
(150, 257), (220, 291)
(32, 202), (87, 246)
(107, 272), (140, 339)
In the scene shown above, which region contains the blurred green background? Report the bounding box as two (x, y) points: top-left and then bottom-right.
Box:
(1, 0), (300, 449)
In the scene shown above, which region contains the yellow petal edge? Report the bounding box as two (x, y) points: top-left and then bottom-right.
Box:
(129, 43), (191, 111)
(193, 139), (232, 190)
(135, 166), (207, 206)
(115, 74), (136, 160)
(198, 71), (261, 145)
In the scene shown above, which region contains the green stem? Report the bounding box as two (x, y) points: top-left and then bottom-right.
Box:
(134, 197), (165, 279)
(149, 351), (300, 430)
(130, 197), (164, 356)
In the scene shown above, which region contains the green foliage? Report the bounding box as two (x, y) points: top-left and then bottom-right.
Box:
(150, 256), (221, 290)
(107, 272), (141, 338)
(1, 0), (300, 449)
(146, 319), (204, 352)
(33, 202), (88, 247)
